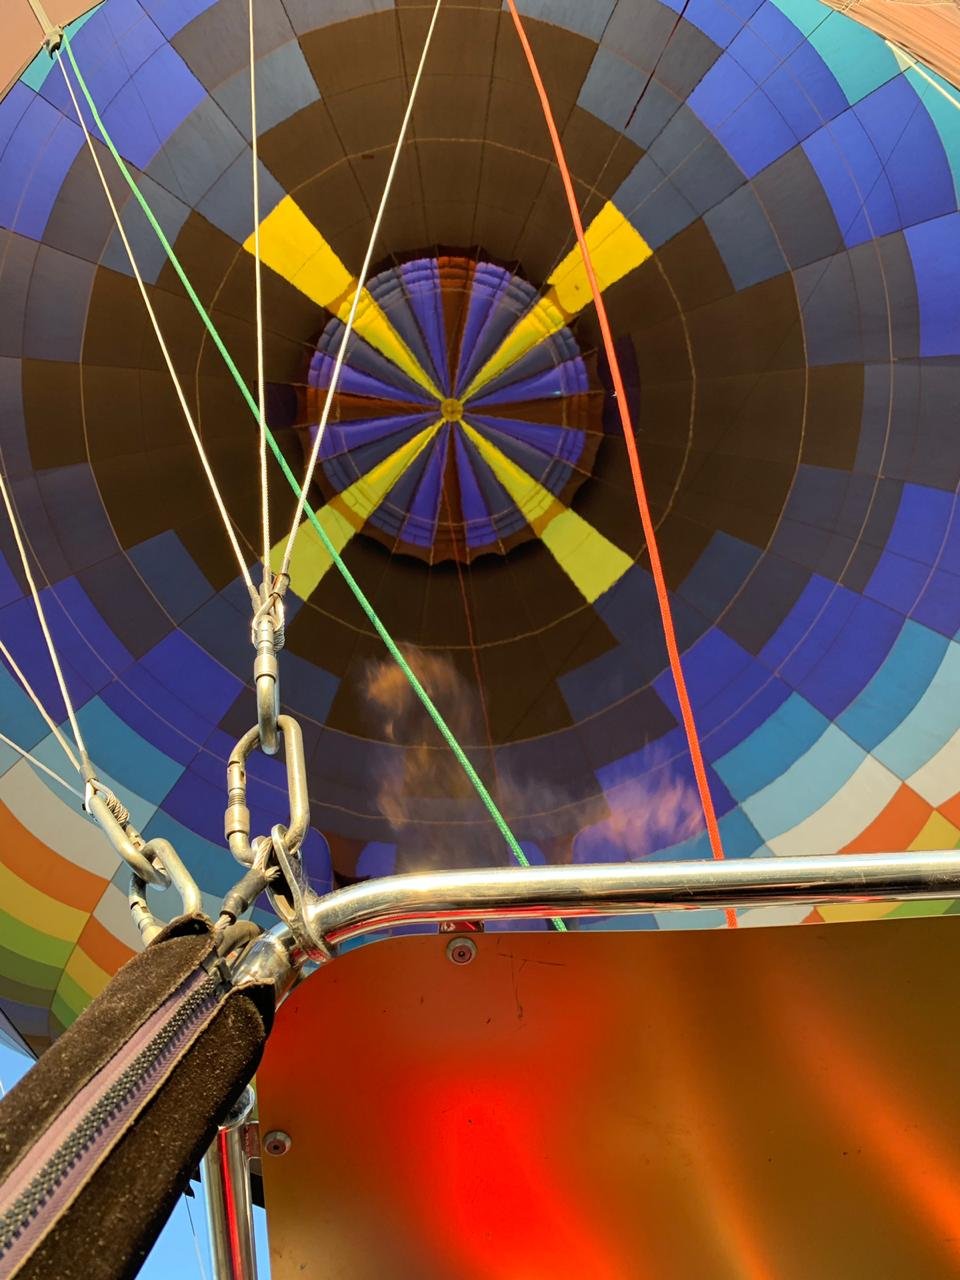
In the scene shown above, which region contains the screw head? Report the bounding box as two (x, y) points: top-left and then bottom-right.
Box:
(446, 936), (477, 965)
(263, 1130), (292, 1156)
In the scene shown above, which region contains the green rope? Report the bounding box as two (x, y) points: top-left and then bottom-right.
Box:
(61, 36), (566, 926)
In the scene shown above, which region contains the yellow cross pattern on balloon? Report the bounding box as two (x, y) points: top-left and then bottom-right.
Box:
(244, 195), (652, 603)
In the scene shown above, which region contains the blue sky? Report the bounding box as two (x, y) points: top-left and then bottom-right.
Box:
(0, 1042), (272, 1277)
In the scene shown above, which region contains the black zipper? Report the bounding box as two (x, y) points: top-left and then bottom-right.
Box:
(0, 968), (225, 1272)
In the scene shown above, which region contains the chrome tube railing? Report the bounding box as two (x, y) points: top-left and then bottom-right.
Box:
(203, 1088), (258, 1280)
(303, 851), (960, 950)
(233, 852), (960, 980)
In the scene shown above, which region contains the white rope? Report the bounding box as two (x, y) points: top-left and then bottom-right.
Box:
(278, 0), (443, 580)
(248, 0), (270, 596)
(184, 1195), (209, 1280)
(0, 727), (84, 799)
(886, 39), (960, 110)
(56, 58), (261, 610)
(0, 470), (90, 773)
(0, 633), (81, 775)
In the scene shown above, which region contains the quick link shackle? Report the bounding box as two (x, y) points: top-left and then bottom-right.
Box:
(224, 714), (309, 867)
(251, 576), (288, 756)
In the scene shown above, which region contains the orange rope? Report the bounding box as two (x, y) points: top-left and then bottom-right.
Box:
(506, 0), (736, 928)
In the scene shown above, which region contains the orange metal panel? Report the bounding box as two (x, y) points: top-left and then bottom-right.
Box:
(259, 917), (960, 1279)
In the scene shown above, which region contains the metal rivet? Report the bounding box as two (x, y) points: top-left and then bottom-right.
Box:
(263, 1130), (292, 1156)
(446, 937), (477, 965)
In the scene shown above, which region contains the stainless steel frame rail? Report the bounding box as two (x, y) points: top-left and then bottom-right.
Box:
(203, 1088), (258, 1280)
(210, 849), (960, 1278)
(298, 849), (960, 955)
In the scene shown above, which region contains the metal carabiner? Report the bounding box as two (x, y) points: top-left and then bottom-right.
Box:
(225, 714), (309, 867)
(128, 838), (204, 944)
(251, 579), (288, 757)
(86, 784), (171, 887)
(253, 610), (280, 757)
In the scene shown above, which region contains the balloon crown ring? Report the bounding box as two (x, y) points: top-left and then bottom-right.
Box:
(440, 396), (464, 423)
